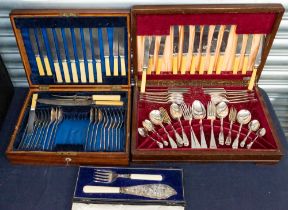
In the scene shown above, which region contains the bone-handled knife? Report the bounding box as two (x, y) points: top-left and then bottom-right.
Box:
(29, 29), (45, 76)
(152, 36), (161, 73)
(55, 28), (71, 83)
(180, 25), (189, 74)
(199, 26), (208, 74)
(38, 98), (124, 106)
(113, 27), (119, 76)
(207, 25), (219, 74)
(27, 93), (38, 134)
(238, 34), (249, 73)
(36, 28), (52, 76)
(190, 25), (201, 74)
(178, 26), (184, 72)
(75, 28), (87, 83)
(83, 28), (94, 83)
(102, 28), (111, 76)
(213, 25), (226, 74)
(64, 28), (78, 83)
(232, 34), (243, 74)
(46, 28), (63, 83)
(147, 36), (155, 74)
(140, 36), (151, 93)
(216, 25), (230, 74)
(172, 25), (179, 74)
(221, 25), (236, 73)
(242, 34), (253, 74)
(204, 25), (216, 73)
(92, 28), (102, 83)
(228, 26), (239, 74)
(118, 27), (126, 76)
(156, 36), (166, 75)
(187, 26), (195, 74)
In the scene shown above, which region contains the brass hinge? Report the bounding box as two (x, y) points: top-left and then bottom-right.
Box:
(62, 13), (77, 17)
(39, 85), (49, 91)
(57, 151), (77, 156)
(111, 85), (123, 91)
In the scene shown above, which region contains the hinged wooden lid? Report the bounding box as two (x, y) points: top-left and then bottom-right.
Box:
(131, 4), (284, 90)
(10, 9), (131, 90)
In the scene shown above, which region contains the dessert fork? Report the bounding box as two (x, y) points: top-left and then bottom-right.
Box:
(207, 101), (217, 149)
(225, 107), (237, 145)
(93, 169), (163, 183)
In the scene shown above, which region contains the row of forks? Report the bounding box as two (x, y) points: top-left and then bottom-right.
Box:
(84, 108), (125, 152)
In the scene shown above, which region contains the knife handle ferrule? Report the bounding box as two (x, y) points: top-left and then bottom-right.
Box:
(120, 56), (126, 76)
(104, 56), (111, 76)
(113, 56), (119, 76)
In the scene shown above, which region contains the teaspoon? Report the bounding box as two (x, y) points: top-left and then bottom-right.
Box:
(246, 128), (266, 149)
(192, 100), (207, 148)
(138, 128), (164, 149)
(240, 119), (260, 147)
(142, 119), (169, 146)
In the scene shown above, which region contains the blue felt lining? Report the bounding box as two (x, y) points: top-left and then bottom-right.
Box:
(15, 16), (128, 85)
(13, 91), (127, 152)
(74, 167), (185, 205)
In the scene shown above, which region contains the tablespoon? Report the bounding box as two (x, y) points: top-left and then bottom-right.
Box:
(170, 103), (189, 146)
(231, 109), (251, 149)
(159, 107), (184, 147)
(142, 119), (169, 146)
(138, 128), (164, 149)
(246, 128), (266, 149)
(192, 100), (207, 148)
(216, 101), (229, 145)
(149, 110), (178, 149)
(240, 119), (260, 147)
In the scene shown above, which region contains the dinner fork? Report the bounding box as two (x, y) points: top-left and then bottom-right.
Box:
(207, 101), (217, 149)
(180, 103), (201, 149)
(93, 169), (163, 183)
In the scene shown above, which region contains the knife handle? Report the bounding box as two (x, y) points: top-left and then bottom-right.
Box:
(190, 55), (196, 74)
(130, 174), (163, 181)
(180, 56), (186, 74)
(62, 61), (71, 83)
(172, 55), (178, 74)
(96, 62), (103, 83)
(140, 69), (147, 93)
(43, 57), (52, 76)
(71, 61), (79, 83)
(156, 57), (162, 75)
(113, 56), (119, 76)
(80, 61), (87, 83)
(31, 94), (38, 110)
(88, 62), (94, 83)
(94, 101), (124, 106)
(120, 56), (126, 76)
(248, 68), (257, 90)
(238, 34), (249, 73)
(92, 95), (121, 101)
(247, 34), (262, 71)
(53, 63), (63, 83)
(105, 56), (111, 76)
(83, 186), (120, 194)
(36, 56), (45, 76)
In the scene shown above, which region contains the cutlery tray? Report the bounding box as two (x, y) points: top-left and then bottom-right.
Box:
(73, 166), (185, 207)
(131, 4), (284, 163)
(7, 10), (131, 165)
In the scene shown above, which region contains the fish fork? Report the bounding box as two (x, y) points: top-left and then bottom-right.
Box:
(180, 103), (201, 148)
(93, 169), (163, 183)
(225, 107), (237, 145)
(207, 101), (217, 149)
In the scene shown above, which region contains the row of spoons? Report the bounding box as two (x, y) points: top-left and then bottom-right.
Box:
(138, 100), (266, 149)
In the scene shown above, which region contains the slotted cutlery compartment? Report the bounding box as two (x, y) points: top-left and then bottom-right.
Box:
(7, 10), (131, 165)
(131, 5), (284, 163)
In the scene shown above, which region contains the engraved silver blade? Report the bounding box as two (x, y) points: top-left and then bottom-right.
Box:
(46, 28), (57, 61)
(183, 26), (189, 54)
(149, 36), (155, 56)
(210, 25), (220, 53)
(55, 28), (67, 61)
(102, 28), (109, 57)
(173, 25), (179, 54)
(255, 35), (263, 67)
(113, 28), (119, 56)
(64, 28), (75, 60)
(92, 28), (100, 60)
(29, 28), (39, 56)
(245, 34), (253, 55)
(220, 25), (231, 53)
(74, 28), (84, 60)
(38, 98), (92, 106)
(193, 26), (201, 53)
(236, 34), (243, 56)
(36, 28), (47, 56)
(27, 110), (36, 134)
(158, 36), (166, 56)
(143, 36), (151, 69)
(84, 28), (92, 60)
(202, 26), (208, 55)
(118, 27), (125, 56)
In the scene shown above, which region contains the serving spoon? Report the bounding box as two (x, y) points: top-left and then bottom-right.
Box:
(192, 100), (207, 148)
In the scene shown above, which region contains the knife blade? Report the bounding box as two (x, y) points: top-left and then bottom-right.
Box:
(228, 26), (238, 74)
(102, 28), (111, 76)
(191, 25), (200, 74)
(147, 36), (155, 74)
(199, 25), (209, 74)
(203, 25), (216, 74)
(238, 34), (248, 74)
(140, 36), (151, 93)
(83, 28), (94, 83)
(233, 33), (243, 74)
(178, 26), (184, 73)
(75, 28), (87, 83)
(180, 25), (189, 74)
(29, 28), (45, 76)
(37, 98), (123, 106)
(156, 36), (166, 75)
(46, 28), (63, 83)
(65, 28), (79, 83)
(36, 28), (52, 76)
(92, 28), (102, 83)
(187, 26), (195, 74)
(27, 94), (38, 134)
(172, 25), (179, 74)
(113, 27), (119, 76)
(207, 25), (220, 74)
(219, 25), (232, 74)
(213, 25), (226, 74)
(195, 25), (204, 73)
(118, 27), (126, 76)
(55, 28), (71, 83)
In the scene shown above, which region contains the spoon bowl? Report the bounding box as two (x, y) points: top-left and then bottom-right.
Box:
(192, 100), (207, 148)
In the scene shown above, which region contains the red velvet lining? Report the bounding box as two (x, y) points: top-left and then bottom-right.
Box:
(136, 86), (277, 150)
(136, 13), (276, 35)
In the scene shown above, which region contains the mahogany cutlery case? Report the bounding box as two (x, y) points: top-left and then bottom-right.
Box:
(131, 4), (285, 163)
(6, 10), (131, 165)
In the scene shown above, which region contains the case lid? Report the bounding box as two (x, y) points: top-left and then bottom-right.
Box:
(131, 4), (284, 89)
(10, 10), (131, 89)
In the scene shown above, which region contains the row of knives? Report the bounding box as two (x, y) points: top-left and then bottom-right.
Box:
(139, 25), (263, 92)
(28, 27), (127, 84)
